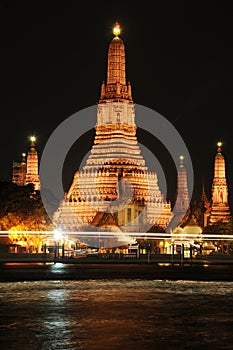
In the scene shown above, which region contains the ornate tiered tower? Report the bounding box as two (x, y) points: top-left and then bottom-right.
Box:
(208, 142), (231, 225)
(25, 136), (40, 191)
(54, 22), (172, 232)
(167, 156), (190, 230)
(175, 156), (190, 214)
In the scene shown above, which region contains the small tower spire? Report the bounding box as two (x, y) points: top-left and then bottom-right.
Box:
(199, 176), (211, 227)
(179, 155), (184, 167)
(99, 21), (133, 102)
(113, 21), (121, 37)
(30, 135), (36, 148)
(174, 156), (189, 215)
(26, 135), (40, 191)
(167, 155), (190, 230)
(209, 141), (231, 225)
(217, 141), (222, 153)
(21, 152), (26, 165)
(175, 155), (190, 213)
(107, 21), (125, 86)
(201, 176), (209, 204)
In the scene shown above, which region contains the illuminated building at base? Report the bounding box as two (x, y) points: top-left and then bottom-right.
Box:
(53, 22), (173, 232)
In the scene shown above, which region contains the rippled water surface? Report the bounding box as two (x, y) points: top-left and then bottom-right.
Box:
(1, 277), (233, 349)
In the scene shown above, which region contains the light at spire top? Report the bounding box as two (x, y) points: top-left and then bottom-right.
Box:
(113, 21), (121, 36)
(30, 136), (36, 143)
(217, 141), (222, 153)
(179, 155), (184, 166)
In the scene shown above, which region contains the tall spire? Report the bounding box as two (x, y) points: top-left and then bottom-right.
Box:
(99, 21), (132, 102)
(174, 155), (190, 213)
(25, 136), (40, 191)
(167, 156), (190, 230)
(208, 141), (231, 225)
(107, 21), (125, 86)
(214, 142), (226, 178)
(21, 152), (26, 165)
(54, 22), (173, 234)
(30, 135), (36, 148)
(201, 176), (210, 209)
(197, 176), (211, 227)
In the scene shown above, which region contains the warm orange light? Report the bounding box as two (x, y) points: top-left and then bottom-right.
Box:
(113, 22), (121, 36)
(217, 141), (222, 148)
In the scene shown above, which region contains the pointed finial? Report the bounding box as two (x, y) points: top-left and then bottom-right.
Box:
(21, 153), (26, 164)
(217, 141), (222, 153)
(179, 155), (184, 166)
(201, 175), (205, 192)
(113, 21), (121, 36)
(201, 176), (207, 198)
(30, 136), (36, 147)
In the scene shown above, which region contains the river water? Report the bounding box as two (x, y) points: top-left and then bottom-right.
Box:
(0, 265), (233, 349)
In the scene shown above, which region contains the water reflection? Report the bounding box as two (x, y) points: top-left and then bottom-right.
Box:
(41, 316), (75, 350)
(47, 284), (67, 303)
(0, 280), (233, 349)
(50, 262), (66, 273)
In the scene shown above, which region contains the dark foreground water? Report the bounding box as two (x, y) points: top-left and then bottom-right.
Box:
(0, 266), (233, 349)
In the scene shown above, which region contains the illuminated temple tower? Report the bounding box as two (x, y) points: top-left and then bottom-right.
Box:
(175, 156), (190, 215)
(208, 142), (231, 225)
(54, 22), (172, 232)
(168, 156), (190, 229)
(25, 136), (40, 191)
(12, 136), (40, 191)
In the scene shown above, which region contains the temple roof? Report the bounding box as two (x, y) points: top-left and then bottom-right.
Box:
(91, 210), (121, 231)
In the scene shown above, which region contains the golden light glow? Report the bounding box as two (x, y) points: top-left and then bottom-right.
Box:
(217, 141), (222, 147)
(179, 155), (184, 160)
(22, 153), (26, 157)
(30, 136), (36, 142)
(113, 22), (121, 36)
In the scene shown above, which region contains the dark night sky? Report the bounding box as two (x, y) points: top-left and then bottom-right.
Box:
(1, 3), (233, 208)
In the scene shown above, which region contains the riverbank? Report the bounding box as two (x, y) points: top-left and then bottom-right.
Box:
(1, 262), (233, 282)
(1, 252), (233, 265)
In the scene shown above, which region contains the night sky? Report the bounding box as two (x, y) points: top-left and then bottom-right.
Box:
(1, 3), (233, 209)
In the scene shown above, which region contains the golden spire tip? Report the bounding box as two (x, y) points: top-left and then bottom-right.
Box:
(30, 136), (36, 147)
(217, 141), (222, 153)
(113, 21), (121, 36)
